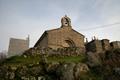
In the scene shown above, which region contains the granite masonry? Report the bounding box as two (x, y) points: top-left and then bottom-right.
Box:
(34, 15), (85, 53)
(8, 36), (29, 57)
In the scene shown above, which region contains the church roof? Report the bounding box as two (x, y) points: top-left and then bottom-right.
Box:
(34, 31), (47, 47)
(46, 27), (85, 37)
(34, 27), (84, 47)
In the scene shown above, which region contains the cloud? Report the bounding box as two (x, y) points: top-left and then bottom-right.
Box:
(0, 0), (120, 51)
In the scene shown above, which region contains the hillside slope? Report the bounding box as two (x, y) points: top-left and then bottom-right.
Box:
(0, 48), (120, 80)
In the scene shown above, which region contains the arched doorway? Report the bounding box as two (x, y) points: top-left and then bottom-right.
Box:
(65, 39), (76, 47)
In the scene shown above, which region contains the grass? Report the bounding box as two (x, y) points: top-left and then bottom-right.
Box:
(2, 53), (87, 67)
(3, 55), (41, 67)
(47, 55), (86, 63)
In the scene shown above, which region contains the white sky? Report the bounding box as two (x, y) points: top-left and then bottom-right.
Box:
(0, 0), (120, 52)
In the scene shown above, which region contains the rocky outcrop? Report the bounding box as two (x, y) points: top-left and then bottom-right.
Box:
(46, 62), (89, 80)
(74, 63), (89, 80)
(0, 48), (119, 80)
(0, 62), (89, 80)
(56, 62), (75, 80)
(86, 52), (102, 67)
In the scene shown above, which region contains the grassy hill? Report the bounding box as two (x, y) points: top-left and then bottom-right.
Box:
(0, 48), (120, 80)
(2, 54), (86, 67)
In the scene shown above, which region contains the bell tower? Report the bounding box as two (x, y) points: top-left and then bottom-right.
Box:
(61, 15), (72, 28)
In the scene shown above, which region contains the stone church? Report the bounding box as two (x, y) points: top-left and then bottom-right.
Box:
(34, 15), (85, 52)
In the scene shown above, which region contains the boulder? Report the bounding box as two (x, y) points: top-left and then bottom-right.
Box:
(56, 62), (75, 80)
(74, 63), (89, 80)
(87, 52), (101, 67)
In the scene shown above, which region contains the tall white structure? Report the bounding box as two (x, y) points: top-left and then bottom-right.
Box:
(8, 36), (29, 57)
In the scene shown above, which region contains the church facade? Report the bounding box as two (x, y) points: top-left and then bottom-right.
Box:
(34, 15), (85, 52)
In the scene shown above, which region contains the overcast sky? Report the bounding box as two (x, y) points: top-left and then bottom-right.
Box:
(0, 0), (120, 52)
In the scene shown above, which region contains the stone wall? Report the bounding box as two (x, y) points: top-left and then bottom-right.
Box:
(8, 38), (29, 57)
(37, 34), (48, 48)
(35, 27), (85, 54)
(47, 27), (85, 52)
(86, 40), (103, 53)
(110, 41), (120, 49)
(86, 39), (120, 53)
(101, 39), (110, 51)
(24, 47), (84, 56)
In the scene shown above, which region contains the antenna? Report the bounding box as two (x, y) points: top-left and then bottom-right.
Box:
(27, 35), (30, 48)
